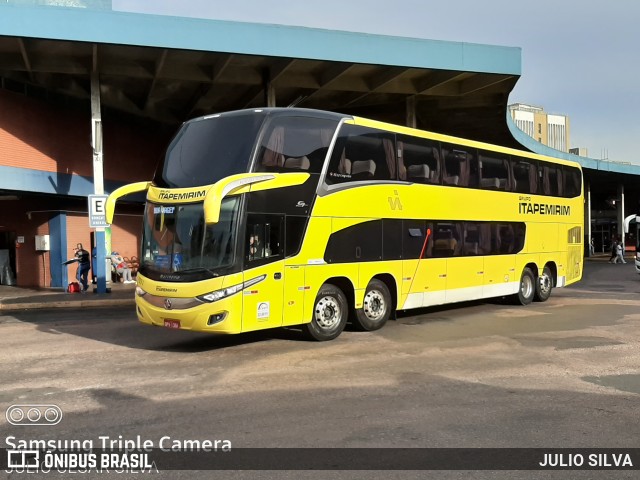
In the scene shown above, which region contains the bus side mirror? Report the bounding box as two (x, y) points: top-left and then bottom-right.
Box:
(106, 181), (151, 224)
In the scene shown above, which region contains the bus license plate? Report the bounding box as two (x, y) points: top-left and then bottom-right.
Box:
(164, 319), (180, 329)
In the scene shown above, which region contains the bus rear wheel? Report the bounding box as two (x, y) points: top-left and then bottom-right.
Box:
(513, 267), (535, 305)
(353, 279), (391, 331)
(534, 265), (553, 302)
(303, 283), (348, 341)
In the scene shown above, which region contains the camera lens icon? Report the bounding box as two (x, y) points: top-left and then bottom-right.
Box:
(6, 405), (62, 426)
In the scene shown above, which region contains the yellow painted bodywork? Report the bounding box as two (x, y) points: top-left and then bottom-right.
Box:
(119, 114), (583, 335)
(105, 181), (151, 224)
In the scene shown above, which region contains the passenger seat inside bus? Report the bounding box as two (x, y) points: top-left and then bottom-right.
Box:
(433, 231), (457, 257)
(283, 156), (310, 170)
(351, 160), (376, 178)
(407, 164), (430, 180)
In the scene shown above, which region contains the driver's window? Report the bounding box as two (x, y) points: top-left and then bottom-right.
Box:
(246, 214), (284, 265)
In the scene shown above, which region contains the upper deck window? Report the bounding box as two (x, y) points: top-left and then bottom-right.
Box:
(441, 144), (479, 188)
(398, 135), (441, 184)
(255, 116), (339, 174)
(325, 125), (396, 185)
(154, 112), (266, 188)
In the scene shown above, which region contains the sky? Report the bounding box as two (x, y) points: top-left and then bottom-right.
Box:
(112, 0), (640, 164)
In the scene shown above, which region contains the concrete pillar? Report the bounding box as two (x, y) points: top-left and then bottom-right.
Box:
(265, 80), (276, 107)
(406, 96), (417, 129)
(585, 180), (592, 256)
(617, 183), (625, 247)
(91, 72), (107, 294)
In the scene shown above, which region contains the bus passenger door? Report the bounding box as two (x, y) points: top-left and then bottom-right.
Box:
(437, 222), (484, 303)
(401, 221), (447, 309)
(242, 215), (285, 332)
(483, 223), (517, 297)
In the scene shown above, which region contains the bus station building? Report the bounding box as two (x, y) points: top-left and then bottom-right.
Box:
(0, 2), (637, 287)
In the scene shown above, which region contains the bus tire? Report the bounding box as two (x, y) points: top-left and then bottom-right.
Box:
(534, 265), (553, 302)
(353, 279), (391, 331)
(514, 267), (535, 305)
(303, 283), (348, 341)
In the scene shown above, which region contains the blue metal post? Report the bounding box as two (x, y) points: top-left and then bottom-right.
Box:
(95, 228), (106, 293)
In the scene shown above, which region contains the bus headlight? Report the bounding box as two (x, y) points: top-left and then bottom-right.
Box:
(136, 286), (146, 297)
(197, 274), (266, 303)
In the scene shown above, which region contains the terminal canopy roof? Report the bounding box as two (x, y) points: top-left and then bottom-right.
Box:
(0, 3), (522, 146)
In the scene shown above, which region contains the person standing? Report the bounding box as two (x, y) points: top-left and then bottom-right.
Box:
(609, 238), (618, 263)
(615, 239), (627, 264)
(74, 243), (91, 292)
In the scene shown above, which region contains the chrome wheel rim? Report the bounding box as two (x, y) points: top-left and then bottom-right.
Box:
(539, 272), (552, 295)
(363, 289), (386, 321)
(314, 296), (341, 330)
(521, 275), (534, 299)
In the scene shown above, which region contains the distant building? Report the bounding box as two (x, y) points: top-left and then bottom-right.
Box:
(569, 147), (588, 157)
(509, 103), (570, 152)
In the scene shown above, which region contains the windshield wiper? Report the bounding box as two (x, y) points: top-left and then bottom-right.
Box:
(177, 267), (220, 277)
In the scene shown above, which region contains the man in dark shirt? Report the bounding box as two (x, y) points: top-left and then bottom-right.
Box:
(74, 243), (91, 292)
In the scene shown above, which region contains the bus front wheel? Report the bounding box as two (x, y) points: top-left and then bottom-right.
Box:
(514, 267), (535, 305)
(534, 265), (553, 302)
(353, 279), (391, 331)
(303, 283), (348, 341)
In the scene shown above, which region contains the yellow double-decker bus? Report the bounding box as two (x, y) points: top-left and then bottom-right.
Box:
(107, 108), (583, 341)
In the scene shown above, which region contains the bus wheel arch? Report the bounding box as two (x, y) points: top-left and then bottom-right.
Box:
(535, 262), (556, 302)
(353, 274), (396, 332)
(303, 278), (353, 341)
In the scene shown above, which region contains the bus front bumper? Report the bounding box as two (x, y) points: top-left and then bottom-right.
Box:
(135, 292), (242, 334)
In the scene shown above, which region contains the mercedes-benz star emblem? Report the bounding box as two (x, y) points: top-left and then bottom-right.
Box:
(164, 298), (172, 310)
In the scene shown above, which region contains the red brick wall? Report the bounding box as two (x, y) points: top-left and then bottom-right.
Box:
(110, 214), (143, 260)
(0, 89), (167, 183)
(1, 199), (52, 287)
(0, 90), (171, 287)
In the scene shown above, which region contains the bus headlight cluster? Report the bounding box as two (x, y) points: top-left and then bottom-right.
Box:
(136, 286), (146, 297)
(197, 274), (266, 303)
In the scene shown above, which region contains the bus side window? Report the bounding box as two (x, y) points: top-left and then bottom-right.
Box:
(498, 224), (515, 254)
(441, 145), (478, 188)
(513, 159), (539, 194)
(398, 135), (441, 185)
(478, 151), (510, 191)
(542, 164), (563, 197)
(257, 117), (338, 173)
(432, 222), (462, 257)
(513, 223), (526, 252)
(563, 166), (581, 198)
(325, 124), (395, 184)
(402, 220), (426, 259)
(463, 223), (481, 255)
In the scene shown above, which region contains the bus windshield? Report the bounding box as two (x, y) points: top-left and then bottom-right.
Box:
(154, 111), (267, 188)
(141, 197), (240, 279)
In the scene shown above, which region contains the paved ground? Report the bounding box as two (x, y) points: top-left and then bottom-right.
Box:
(0, 281), (136, 311)
(1, 258), (639, 479)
